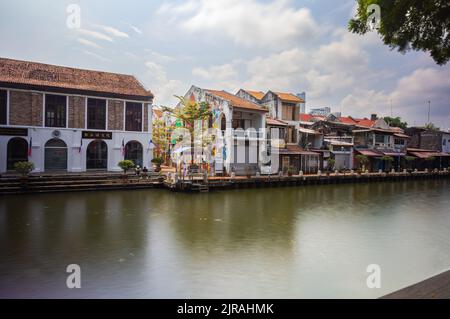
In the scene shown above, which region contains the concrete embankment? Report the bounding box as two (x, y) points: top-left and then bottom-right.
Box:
(1, 170), (449, 195)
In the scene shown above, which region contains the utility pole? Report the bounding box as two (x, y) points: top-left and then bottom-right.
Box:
(427, 100), (431, 124)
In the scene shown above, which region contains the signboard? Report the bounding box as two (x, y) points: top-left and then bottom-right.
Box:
(82, 131), (112, 140)
(0, 127), (28, 136)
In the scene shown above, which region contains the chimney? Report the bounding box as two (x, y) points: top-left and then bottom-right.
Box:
(370, 114), (377, 121)
(297, 92), (306, 114)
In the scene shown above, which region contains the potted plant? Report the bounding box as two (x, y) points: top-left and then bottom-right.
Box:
(355, 154), (369, 174)
(14, 161), (34, 187)
(327, 158), (335, 172)
(151, 157), (164, 172)
(118, 160), (135, 182)
(287, 166), (295, 177)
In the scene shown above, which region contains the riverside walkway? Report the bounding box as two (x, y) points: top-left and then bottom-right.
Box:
(1, 169), (449, 195)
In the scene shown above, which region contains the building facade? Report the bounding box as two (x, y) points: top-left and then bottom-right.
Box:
(0, 57), (154, 173)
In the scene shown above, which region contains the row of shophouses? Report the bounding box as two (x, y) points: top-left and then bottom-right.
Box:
(1, 57), (449, 175)
(154, 85), (450, 176)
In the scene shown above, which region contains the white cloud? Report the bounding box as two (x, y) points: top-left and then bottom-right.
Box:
(157, 0), (318, 48)
(145, 49), (176, 64)
(192, 63), (237, 81)
(130, 25), (143, 34)
(76, 28), (114, 42)
(82, 50), (110, 62)
(339, 66), (450, 128)
(77, 38), (102, 50)
(144, 61), (187, 106)
(93, 24), (129, 38)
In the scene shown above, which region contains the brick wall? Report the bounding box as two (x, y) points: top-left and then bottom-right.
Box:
(107, 99), (124, 131)
(143, 103), (149, 132)
(68, 96), (86, 128)
(9, 90), (43, 126)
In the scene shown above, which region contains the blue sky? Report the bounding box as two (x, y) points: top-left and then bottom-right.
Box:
(1, 0), (449, 128)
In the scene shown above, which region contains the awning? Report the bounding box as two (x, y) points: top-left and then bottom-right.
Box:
(298, 127), (321, 135)
(278, 144), (320, 156)
(266, 118), (288, 126)
(356, 149), (381, 157)
(394, 133), (410, 139)
(408, 151), (450, 158)
(328, 140), (353, 146)
(382, 152), (406, 157)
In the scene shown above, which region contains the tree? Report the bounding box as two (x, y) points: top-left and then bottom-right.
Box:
(162, 96), (212, 166)
(384, 116), (408, 129)
(424, 122), (440, 131)
(118, 160), (135, 174)
(349, 0), (450, 65)
(14, 161), (34, 178)
(355, 154), (369, 171)
(152, 114), (171, 162)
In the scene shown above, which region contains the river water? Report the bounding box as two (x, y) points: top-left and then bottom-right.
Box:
(1, 179), (450, 298)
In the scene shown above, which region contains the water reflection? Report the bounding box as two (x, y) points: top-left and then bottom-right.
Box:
(0, 180), (449, 298)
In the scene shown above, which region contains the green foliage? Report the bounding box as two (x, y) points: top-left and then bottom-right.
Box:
(14, 161), (34, 176)
(118, 160), (135, 173)
(404, 156), (416, 162)
(349, 0), (450, 65)
(355, 154), (369, 168)
(424, 122), (440, 131)
(425, 156), (436, 162)
(327, 158), (336, 171)
(161, 96), (212, 133)
(384, 116), (408, 129)
(380, 155), (394, 162)
(151, 157), (164, 165)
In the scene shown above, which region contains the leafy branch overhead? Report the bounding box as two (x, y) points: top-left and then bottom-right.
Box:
(349, 0), (450, 65)
(161, 96), (212, 131)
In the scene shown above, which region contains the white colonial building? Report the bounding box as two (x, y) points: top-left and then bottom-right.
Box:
(0, 57), (153, 173)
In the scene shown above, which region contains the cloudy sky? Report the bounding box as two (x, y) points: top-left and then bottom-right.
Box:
(1, 0), (449, 128)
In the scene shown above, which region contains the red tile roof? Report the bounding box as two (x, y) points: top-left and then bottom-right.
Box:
(206, 89), (268, 112)
(266, 117), (288, 126)
(338, 117), (357, 125)
(0, 57), (153, 101)
(274, 92), (304, 103)
(299, 113), (313, 122)
(356, 119), (376, 128)
(244, 90), (265, 100)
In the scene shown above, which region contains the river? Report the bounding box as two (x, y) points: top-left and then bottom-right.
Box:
(1, 179), (450, 298)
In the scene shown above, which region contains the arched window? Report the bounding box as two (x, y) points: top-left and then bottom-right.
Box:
(45, 138), (67, 171)
(7, 137), (28, 170)
(125, 141), (143, 167)
(86, 140), (108, 169)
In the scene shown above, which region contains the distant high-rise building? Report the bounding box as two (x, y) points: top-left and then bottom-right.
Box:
(296, 92), (306, 114)
(309, 107), (331, 116)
